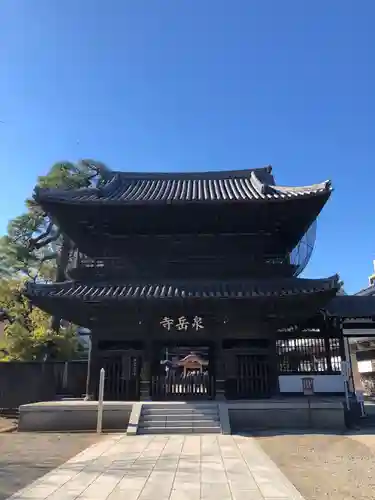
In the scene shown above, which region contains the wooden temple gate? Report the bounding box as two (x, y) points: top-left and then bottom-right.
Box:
(94, 334), (344, 401)
(96, 342), (274, 401)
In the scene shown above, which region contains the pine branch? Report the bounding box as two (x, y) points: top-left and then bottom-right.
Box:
(29, 228), (61, 250)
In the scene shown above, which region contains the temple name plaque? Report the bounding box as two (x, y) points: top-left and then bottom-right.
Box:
(160, 316), (204, 331)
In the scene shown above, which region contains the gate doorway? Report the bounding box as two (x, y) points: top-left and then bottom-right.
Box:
(223, 339), (273, 399)
(96, 341), (143, 401)
(150, 343), (215, 400)
(235, 354), (271, 398)
(100, 353), (141, 400)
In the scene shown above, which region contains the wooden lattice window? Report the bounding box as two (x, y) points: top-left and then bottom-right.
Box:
(276, 338), (342, 374)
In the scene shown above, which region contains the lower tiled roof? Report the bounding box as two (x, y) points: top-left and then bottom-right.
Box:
(25, 276), (339, 301)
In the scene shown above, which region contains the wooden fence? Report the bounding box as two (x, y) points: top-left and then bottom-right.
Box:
(0, 361), (87, 409)
(151, 373), (215, 400)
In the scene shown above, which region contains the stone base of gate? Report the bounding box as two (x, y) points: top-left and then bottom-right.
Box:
(18, 400), (133, 432)
(228, 398), (346, 432)
(18, 397), (346, 433)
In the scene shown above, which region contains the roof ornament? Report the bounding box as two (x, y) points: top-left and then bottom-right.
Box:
(250, 171), (269, 196)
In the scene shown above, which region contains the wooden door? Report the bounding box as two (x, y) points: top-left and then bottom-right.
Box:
(235, 354), (271, 399)
(101, 352), (141, 401)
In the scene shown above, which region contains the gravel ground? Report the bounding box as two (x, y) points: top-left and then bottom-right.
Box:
(0, 432), (103, 500)
(256, 432), (375, 500)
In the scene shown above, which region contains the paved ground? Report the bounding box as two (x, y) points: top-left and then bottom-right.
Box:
(0, 433), (102, 500)
(256, 432), (375, 500)
(4, 434), (305, 500)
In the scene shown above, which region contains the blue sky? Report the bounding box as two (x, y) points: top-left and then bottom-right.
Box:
(0, 1), (374, 293)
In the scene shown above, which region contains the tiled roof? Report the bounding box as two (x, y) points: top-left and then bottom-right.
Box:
(325, 295), (375, 318)
(355, 284), (375, 297)
(34, 166), (332, 205)
(25, 275), (339, 301)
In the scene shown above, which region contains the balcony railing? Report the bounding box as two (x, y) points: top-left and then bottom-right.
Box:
(66, 250), (298, 281)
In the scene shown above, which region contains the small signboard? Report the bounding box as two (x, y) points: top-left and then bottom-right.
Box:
(302, 377), (315, 396)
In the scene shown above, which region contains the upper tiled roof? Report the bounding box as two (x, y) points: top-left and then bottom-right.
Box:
(34, 166), (332, 205)
(25, 275), (339, 301)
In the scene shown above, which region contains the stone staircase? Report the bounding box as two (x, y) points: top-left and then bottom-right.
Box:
(137, 403), (222, 435)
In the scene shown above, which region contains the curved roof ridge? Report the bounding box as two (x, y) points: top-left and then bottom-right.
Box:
(250, 170), (269, 195)
(270, 179), (332, 197)
(33, 166), (333, 204)
(112, 166), (273, 181)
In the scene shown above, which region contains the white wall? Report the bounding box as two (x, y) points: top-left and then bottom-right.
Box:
(278, 375), (344, 393)
(358, 360), (373, 373)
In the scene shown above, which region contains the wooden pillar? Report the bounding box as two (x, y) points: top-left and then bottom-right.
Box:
(268, 338), (279, 396)
(324, 333), (333, 372)
(140, 340), (152, 401)
(215, 339), (226, 400)
(88, 338), (100, 399)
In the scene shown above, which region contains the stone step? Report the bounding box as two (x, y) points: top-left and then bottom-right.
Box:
(142, 404), (218, 410)
(139, 420), (220, 428)
(142, 410), (219, 417)
(137, 403), (221, 435)
(138, 426), (221, 435)
(142, 408), (218, 415)
(141, 414), (220, 422)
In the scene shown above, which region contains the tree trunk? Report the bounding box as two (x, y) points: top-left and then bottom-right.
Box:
(51, 236), (71, 332)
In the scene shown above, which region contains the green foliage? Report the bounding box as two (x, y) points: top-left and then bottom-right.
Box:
(0, 160), (110, 282)
(0, 159), (110, 360)
(0, 278), (79, 361)
(0, 233), (56, 281)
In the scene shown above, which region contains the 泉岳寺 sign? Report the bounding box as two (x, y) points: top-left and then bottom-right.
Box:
(160, 316), (204, 331)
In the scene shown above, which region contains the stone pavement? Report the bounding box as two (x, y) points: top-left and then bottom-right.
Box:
(7, 434), (305, 500)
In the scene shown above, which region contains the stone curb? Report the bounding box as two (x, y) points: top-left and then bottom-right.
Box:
(0, 424), (17, 433)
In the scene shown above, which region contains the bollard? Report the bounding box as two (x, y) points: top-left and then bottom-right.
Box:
(84, 336), (92, 401)
(96, 368), (105, 434)
(62, 361), (69, 390)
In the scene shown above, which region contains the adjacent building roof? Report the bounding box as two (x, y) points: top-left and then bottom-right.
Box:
(34, 166), (332, 205)
(325, 296), (375, 318)
(25, 275), (339, 301)
(355, 284), (375, 297)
